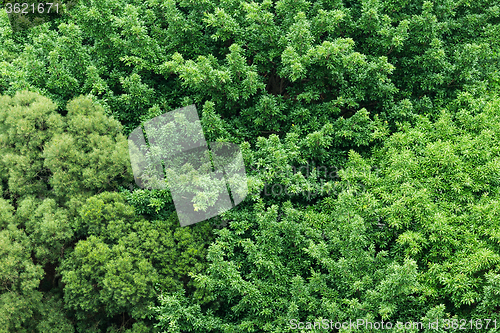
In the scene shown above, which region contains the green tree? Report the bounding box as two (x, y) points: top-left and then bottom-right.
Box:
(1, 0), (500, 332)
(43, 95), (132, 203)
(0, 196), (74, 333)
(0, 91), (150, 332)
(60, 191), (214, 332)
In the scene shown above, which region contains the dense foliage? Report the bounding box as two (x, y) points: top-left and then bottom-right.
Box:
(0, 0), (499, 332)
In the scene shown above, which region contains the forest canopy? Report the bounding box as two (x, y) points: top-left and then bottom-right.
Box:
(0, 0), (499, 332)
